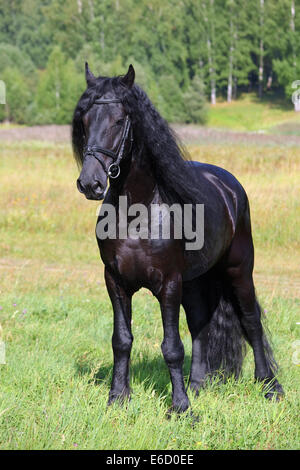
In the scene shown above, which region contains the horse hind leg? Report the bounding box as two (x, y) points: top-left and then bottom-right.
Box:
(226, 232), (284, 400)
(183, 273), (246, 394)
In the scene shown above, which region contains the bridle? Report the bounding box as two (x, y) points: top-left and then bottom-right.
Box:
(83, 98), (133, 179)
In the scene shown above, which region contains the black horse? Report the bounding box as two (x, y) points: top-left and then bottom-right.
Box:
(72, 64), (283, 414)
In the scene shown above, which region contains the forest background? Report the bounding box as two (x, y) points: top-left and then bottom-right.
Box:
(1, 0), (300, 125)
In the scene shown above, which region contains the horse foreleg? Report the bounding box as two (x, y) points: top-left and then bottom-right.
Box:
(158, 273), (190, 414)
(105, 267), (133, 405)
(182, 278), (211, 395)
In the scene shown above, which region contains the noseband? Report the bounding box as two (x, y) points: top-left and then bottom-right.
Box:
(83, 98), (133, 179)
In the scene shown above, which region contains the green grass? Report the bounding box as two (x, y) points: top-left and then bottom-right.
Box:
(207, 93), (300, 132)
(0, 122), (25, 129)
(0, 293), (298, 450)
(0, 138), (299, 450)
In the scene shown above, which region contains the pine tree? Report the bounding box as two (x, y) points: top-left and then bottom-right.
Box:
(35, 47), (83, 124)
(183, 74), (208, 124)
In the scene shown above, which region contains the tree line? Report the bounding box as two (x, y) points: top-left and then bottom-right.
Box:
(0, 0), (299, 125)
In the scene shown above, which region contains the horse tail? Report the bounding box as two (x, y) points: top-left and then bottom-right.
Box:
(205, 279), (279, 380)
(206, 280), (246, 379)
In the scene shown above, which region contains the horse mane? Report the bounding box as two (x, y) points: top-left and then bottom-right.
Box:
(72, 74), (206, 207)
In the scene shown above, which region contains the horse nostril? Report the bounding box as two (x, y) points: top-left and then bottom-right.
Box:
(91, 180), (102, 194)
(77, 178), (85, 193)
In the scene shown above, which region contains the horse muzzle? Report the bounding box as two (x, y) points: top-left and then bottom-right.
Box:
(76, 178), (105, 200)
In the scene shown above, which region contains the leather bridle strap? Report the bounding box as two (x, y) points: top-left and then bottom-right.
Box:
(83, 98), (133, 179)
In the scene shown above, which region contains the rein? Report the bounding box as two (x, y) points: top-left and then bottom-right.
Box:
(83, 98), (133, 179)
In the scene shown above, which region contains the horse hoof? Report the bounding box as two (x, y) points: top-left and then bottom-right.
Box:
(187, 410), (200, 426)
(264, 387), (284, 401)
(166, 399), (191, 416)
(264, 391), (284, 402)
(107, 390), (131, 407)
(263, 379), (284, 401)
(189, 380), (206, 397)
(166, 404), (188, 417)
(166, 407), (199, 425)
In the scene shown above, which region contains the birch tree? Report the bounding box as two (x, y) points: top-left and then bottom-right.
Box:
(202, 0), (217, 104)
(290, 0), (300, 111)
(258, 0), (265, 98)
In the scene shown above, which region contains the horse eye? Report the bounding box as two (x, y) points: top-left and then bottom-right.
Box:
(116, 119), (124, 126)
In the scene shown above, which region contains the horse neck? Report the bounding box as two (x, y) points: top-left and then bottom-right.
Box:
(112, 148), (157, 206)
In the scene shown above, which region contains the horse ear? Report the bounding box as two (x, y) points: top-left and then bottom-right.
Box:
(121, 64), (135, 89)
(85, 62), (96, 87)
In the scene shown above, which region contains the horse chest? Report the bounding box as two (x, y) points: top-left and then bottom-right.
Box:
(99, 237), (184, 294)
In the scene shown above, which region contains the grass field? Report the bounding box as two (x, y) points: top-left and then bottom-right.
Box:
(0, 128), (299, 450)
(208, 93), (300, 133)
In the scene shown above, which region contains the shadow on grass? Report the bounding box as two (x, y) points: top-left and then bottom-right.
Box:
(75, 352), (192, 397)
(216, 90), (293, 111)
(251, 90), (293, 111)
